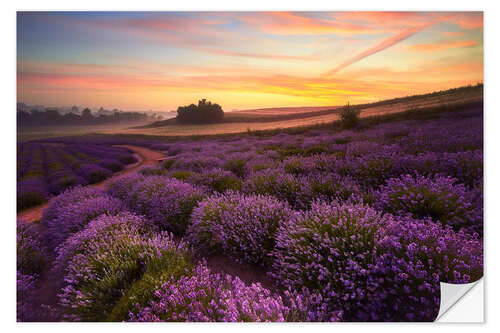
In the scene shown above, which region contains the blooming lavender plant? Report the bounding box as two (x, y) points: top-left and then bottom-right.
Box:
(242, 168), (312, 209)
(17, 271), (38, 322)
(17, 220), (47, 276)
(271, 200), (483, 321)
(59, 228), (191, 321)
(52, 212), (157, 286)
(369, 215), (483, 321)
(184, 168), (242, 193)
(119, 175), (205, 234)
(270, 201), (384, 320)
(375, 174), (481, 233)
(129, 264), (334, 322)
(187, 191), (294, 265)
(41, 186), (125, 249)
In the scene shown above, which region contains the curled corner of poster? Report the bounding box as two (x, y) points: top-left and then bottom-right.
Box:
(436, 278), (484, 323)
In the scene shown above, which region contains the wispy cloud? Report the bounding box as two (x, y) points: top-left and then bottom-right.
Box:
(239, 12), (371, 35)
(408, 39), (479, 52)
(324, 22), (435, 76)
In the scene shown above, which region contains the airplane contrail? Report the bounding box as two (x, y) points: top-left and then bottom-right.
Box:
(324, 22), (436, 76)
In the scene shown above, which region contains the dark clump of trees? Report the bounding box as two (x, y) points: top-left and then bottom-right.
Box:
(176, 99), (224, 124)
(17, 108), (150, 127)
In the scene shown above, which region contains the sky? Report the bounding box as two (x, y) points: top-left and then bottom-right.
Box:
(17, 11), (483, 111)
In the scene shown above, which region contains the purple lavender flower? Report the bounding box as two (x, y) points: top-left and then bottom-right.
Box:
(17, 271), (38, 322)
(17, 220), (47, 276)
(375, 174), (481, 233)
(58, 226), (190, 321)
(117, 175), (205, 234)
(129, 264), (328, 322)
(271, 201), (483, 321)
(41, 186), (125, 250)
(187, 191), (294, 266)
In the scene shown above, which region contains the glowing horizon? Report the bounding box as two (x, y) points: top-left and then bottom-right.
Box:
(17, 11), (483, 111)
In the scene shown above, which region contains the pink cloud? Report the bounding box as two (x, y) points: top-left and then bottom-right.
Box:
(408, 39), (479, 52)
(238, 12), (372, 35)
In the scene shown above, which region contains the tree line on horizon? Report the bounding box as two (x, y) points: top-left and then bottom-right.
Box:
(17, 108), (152, 127)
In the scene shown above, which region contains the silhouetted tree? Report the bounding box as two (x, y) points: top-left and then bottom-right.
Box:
(176, 99), (224, 124)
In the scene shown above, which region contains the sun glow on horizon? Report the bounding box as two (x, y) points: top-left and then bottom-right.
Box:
(17, 11), (483, 111)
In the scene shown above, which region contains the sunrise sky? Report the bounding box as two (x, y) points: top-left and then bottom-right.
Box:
(17, 11), (483, 111)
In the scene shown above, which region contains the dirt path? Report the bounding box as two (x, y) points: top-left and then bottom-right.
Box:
(17, 145), (165, 223)
(19, 144), (279, 320)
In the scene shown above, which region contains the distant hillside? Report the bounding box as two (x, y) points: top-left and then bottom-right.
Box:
(134, 105), (341, 129)
(135, 83), (482, 130)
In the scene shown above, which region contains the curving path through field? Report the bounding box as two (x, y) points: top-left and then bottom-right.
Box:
(17, 145), (165, 223)
(20, 144), (278, 320)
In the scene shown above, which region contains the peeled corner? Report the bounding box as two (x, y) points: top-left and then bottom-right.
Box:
(436, 278), (484, 322)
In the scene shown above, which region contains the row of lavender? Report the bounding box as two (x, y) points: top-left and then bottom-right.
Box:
(17, 107), (483, 321)
(17, 143), (137, 211)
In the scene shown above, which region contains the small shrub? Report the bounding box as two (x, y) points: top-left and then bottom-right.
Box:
(52, 212), (157, 286)
(77, 164), (112, 183)
(308, 173), (362, 204)
(339, 103), (361, 129)
(271, 201), (483, 321)
(108, 174), (145, 200)
(42, 186), (103, 222)
(371, 215), (483, 321)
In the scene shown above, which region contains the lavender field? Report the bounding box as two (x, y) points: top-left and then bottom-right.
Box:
(17, 105), (483, 322)
(17, 144), (137, 211)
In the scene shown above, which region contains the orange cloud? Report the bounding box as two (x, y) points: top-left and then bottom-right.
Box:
(408, 39), (479, 52)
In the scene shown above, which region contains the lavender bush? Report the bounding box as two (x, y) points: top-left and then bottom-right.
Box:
(117, 175), (205, 234)
(187, 191), (294, 265)
(52, 212), (157, 286)
(17, 220), (47, 276)
(41, 186), (125, 249)
(376, 174), (480, 233)
(59, 228), (191, 321)
(271, 201), (383, 320)
(129, 264), (338, 322)
(271, 201), (483, 321)
(17, 271), (38, 322)
(243, 168), (312, 209)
